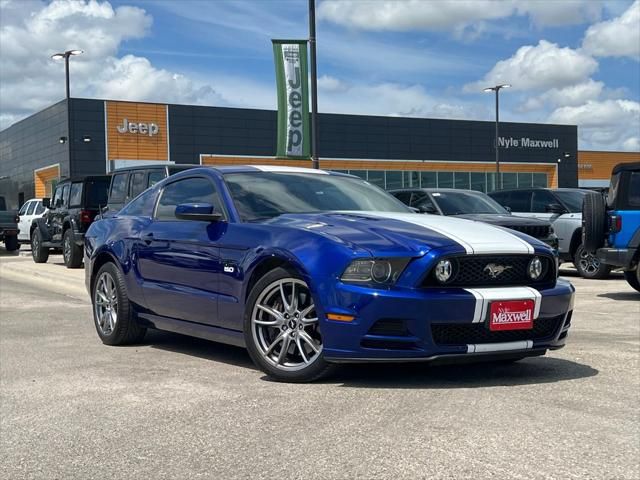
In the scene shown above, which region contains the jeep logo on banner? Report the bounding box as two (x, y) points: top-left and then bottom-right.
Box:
(272, 40), (310, 159)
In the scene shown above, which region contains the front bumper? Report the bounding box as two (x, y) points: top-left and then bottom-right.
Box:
(320, 278), (574, 363)
(597, 247), (637, 269)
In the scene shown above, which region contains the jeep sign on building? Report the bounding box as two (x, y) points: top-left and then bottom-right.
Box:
(5, 96), (631, 209)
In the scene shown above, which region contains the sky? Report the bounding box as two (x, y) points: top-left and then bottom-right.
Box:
(0, 0), (639, 151)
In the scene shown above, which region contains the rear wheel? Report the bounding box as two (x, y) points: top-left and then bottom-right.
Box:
(4, 235), (19, 251)
(244, 267), (335, 382)
(31, 229), (49, 263)
(62, 229), (83, 268)
(624, 264), (640, 293)
(574, 244), (611, 279)
(92, 262), (146, 345)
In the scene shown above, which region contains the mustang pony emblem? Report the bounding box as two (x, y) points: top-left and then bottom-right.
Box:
(483, 263), (512, 278)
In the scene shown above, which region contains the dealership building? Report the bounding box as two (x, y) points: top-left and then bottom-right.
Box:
(1, 97), (635, 208)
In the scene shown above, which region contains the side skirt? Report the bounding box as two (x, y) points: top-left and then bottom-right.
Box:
(137, 313), (246, 348)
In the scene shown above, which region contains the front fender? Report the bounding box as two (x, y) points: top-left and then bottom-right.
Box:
(32, 218), (52, 241)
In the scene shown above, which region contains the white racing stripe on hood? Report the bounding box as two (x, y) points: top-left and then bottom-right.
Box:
(353, 212), (534, 254)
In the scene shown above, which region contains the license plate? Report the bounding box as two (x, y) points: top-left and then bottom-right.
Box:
(488, 300), (534, 331)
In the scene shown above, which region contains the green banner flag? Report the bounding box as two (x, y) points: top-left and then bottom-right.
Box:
(272, 40), (310, 159)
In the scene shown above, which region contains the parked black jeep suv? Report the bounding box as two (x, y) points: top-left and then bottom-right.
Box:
(31, 176), (110, 268)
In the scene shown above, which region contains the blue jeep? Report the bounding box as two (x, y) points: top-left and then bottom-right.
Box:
(583, 162), (640, 293)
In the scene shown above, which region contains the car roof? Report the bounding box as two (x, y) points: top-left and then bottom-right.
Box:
(612, 162), (640, 174)
(57, 175), (110, 183)
(389, 188), (485, 194)
(196, 165), (338, 175)
(111, 164), (196, 173)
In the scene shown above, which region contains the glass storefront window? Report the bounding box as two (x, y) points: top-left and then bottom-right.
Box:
(421, 171), (437, 188)
(517, 172), (533, 188)
(438, 172), (454, 188)
(502, 173), (517, 189)
(454, 172), (470, 189)
(405, 171), (420, 188)
(470, 172), (486, 192)
(486, 172), (496, 192)
(349, 170), (367, 180)
(386, 171), (403, 190)
(533, 173), (547, 187)
(367, 170), (385, 188)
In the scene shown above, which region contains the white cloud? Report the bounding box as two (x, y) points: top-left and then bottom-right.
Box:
(622, 137), (640, 151)
(318, 0), (605, 32)
(519, 79), (605, 112)
(464, 40), (598, 92)
(0, 0), (228, 129)
(317, 75), (349, 92)
(548, 99), (640, 150)
(582, 0), (640, 59)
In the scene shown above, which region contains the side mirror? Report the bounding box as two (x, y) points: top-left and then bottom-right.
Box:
(545, 203), (566, 214)
(42, 198), (51, 208)
(175, 203), (222, 222)
(503, 205), (511, 213)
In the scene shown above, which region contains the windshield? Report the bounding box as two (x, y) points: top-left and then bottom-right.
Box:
(431, 191), (508, 215)
(85, 178), (110, 208)
(224, 172), (409, 221)
(554, 190), (588, 213)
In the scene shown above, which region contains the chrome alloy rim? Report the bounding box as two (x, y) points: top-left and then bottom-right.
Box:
(94, 272), (118, 335)
(579, 248), (600, 274)
(63, 234), (71, 262)
(251, 278), (322, 371)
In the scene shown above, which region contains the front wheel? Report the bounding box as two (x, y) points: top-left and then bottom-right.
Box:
(244, 267), (335, 382)
(92, 262), (146, 345)
(4, 235), (19, 251)
(624, 264), (640, 293)
(62, 229), (83, 268)
(574, 244), (611, 279)
(31, 229), (49, 263)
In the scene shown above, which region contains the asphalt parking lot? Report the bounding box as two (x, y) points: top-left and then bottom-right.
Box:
(1, 248), (638, 480)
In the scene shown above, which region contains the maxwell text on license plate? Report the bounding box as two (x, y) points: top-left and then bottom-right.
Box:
(489, 299), (535, 331)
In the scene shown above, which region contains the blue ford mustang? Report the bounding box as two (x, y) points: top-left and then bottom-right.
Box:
(85, 166), (575, 382)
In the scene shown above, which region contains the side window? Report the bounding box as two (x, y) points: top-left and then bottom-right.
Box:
(34, 201), (45, 215)
(506, 191), (532, 212)
(26, 202), (36, 215)
(120, 189), (157, 217)
(155, 177), (223, 221)
(109, 174), (128, 203)
(69, 182), (83, 207)
(52, 185), (63, 208)
(629, 172), (640, 207)
(148, 171), (165, 187)
(393, 192), (412, 205)
(19, 202), (31, 215)
(129, 172), (148, 198)
(531, 190), (556, 213)
(411, 192), (436, 211)
(61, 184), (70, 208)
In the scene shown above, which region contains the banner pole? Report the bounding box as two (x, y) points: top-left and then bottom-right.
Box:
(309, 0), (319, 169)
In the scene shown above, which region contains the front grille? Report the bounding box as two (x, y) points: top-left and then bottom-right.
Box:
(431, 315), (564, 346)
(422, 254), (554, 288)
(508, 224), (550, 239)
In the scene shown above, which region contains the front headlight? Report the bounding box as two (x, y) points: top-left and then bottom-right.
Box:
(528, 256), (543, 280)
(341, 258), (410, 286)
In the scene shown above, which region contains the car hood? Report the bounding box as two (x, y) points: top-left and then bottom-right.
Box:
(262, 211), (538, 256)
(450, 213), (551, 227)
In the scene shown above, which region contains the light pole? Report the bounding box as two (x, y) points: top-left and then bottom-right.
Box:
(51, 50), (83, 99)
(483, 84), (510, 190)
(308, 0), (319, 169)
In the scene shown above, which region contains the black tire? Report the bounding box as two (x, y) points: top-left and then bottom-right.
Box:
(31, 229), (49, 263)
(4, 235), (19, 251)
(574, 244), (611, 279)
(91, 262), (146, 345)
(244, 267), (335, 383)
(62, 229), (83, 268)
(582, 192), (606, 252)
(624, 264), (640, 293)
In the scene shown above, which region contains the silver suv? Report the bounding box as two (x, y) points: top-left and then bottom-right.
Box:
(489, 188), (610, 279)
